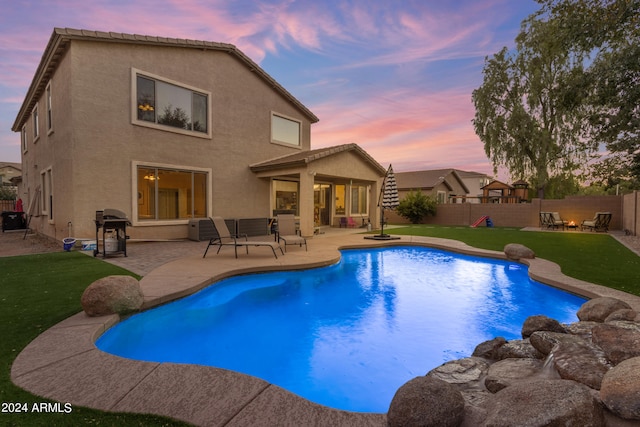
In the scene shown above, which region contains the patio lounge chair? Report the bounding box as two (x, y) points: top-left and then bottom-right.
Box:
(581, 212), (612, 232)
(539, 212), (552, 229)
(549, 212), (568, 230)
(276, 214), (307, 252)
(203, 217), (283, 259)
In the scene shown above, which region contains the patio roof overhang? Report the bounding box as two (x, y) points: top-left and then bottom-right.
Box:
(249, 143), (386, 182)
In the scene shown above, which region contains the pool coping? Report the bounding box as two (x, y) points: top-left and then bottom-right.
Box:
(11, 234), (640, 426)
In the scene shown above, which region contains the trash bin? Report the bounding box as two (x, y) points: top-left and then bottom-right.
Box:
(1, 211), (25, 232)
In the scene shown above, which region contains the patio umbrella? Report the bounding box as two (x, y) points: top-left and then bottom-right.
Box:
(368, 164), (400, 240)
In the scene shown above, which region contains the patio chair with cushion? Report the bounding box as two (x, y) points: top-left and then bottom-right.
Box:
(203, 217), (284, 259)
(539, 212), (552, 229)
(551, 212), (568, 230)
(276, 214), (307, 252)
(581, 212), (612, 232)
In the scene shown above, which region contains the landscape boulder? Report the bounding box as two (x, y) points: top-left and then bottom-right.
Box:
(484, 358), (546, 393)
(600, 356), (640, 420)
(387, 376), (465, 427)
(550, 340), (610, 390)
(81, 275), (144, 317)
(521, 314), (567, 338)
(483, 379), (605, 426)
(591, 321), (640, 365)
(503, 243), (535, 260)
(576, 297), (632, 322)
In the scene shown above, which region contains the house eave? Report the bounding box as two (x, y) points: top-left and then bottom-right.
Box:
(12, 27), (319, 132)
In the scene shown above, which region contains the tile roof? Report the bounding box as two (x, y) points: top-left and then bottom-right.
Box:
(249, 143), (386, 175)
(12, 28), (318, 131)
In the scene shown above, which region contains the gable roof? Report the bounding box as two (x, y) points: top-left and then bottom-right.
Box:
(482, 179), (513, 190)
(0, 162), (22, 172)
(394, 169), (470, 193)
(249, 143), (386, 175)
(12, 28), (319, 131)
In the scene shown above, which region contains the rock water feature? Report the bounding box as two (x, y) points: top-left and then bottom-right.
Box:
(388, 296), (640, 426)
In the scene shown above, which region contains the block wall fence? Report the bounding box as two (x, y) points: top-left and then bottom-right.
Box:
(385, 192), (640, 235)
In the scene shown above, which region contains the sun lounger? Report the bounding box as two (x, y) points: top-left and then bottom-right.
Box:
(203, 217), (283, 259)
(276, 214), (307, 252)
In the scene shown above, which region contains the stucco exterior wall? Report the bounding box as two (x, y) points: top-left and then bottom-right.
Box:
(20, 39), (315, 240)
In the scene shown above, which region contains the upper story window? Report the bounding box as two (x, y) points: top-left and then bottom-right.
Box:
(21, 125), (27, 153)
(32, 106), (39, 141)
(271, 113), (301, 146)
(46, 82), (53, 133)
(133, 69), (209, 136)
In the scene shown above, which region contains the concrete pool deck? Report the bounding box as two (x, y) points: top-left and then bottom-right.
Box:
(11, 232), (640, 426)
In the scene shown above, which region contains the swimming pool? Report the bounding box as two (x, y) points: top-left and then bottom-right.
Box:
(96, 246), (586, 413)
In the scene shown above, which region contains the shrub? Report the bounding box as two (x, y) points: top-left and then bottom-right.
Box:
(396, 190), (436, 224)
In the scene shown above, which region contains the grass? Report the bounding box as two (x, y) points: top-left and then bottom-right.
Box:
(0, 252), (191, 427)
(383, 225), (640, 296)
(1, 227), (638, 425)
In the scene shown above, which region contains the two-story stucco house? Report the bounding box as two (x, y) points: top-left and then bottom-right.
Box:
(12, 28), (385, 241)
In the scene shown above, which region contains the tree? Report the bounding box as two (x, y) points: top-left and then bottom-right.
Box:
(536, 0), (640, 182)
(472, 14), (598, 198)
(395, 190), (436, 224)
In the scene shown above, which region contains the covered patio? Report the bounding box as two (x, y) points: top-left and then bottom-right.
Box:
(250, 144), (386, 237)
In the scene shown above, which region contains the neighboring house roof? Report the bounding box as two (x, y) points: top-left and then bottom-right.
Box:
(0, 162), (22, 172)
(456, 170), (491, 179)
(249, 143), (386, 175)
(394, 169), (470, 193)
(12, 28), (319, 131)
(482, 179), (513, 190)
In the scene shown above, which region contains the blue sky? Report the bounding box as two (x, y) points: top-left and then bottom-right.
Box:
(0, 0), (540, 174)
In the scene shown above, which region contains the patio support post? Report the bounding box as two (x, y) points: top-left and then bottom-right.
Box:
(299, 170), (315, 237)
(369, 180), (380, 231)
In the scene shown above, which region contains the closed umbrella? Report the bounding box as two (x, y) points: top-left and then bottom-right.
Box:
(366, 164), (401, 240)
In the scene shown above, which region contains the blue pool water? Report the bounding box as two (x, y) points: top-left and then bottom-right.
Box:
(96, 246), (586, 413)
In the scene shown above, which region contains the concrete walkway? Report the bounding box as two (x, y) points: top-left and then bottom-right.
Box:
(11, 232), (640, 426)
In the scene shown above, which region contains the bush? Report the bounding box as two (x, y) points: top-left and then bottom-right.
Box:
(0, 186), (16, 201)
(396, 190), (436, 224)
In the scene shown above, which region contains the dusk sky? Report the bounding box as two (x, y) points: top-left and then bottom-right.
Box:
(0, 0), (540, 175)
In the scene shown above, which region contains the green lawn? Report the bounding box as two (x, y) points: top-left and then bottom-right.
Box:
(0, 252), (191, 426)
(1, 228), (638, 425)
(383, 225), (640, 296)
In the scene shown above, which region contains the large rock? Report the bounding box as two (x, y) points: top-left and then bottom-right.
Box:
(605, 309), (639, 322)
(577, 297), (632, 322)
(503, 243), (535, 260)
(529, 330), (585, 356)
(472, 337), (507, 360)
(521, 315), (567, 339)
(600, 356), (640, 420)
(484, 358), (545, 393)
(427, 357), (490, 386)
(387, 376), (465, 427)
(552, 340), (610, 390)
(496, 339), (544, 360)
(81, 275), (144, 317)
(482, 379), (605, 426)
(592, 321), (640, 365)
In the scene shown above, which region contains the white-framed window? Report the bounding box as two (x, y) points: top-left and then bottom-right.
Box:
(46, 82), (53, 133)
(132, 69), (210, 137)
(437, 191), (447, 204)
(271, 113), (301, 146)
(350, 185), (368, 215)
(133, 162), (210, 223)
(40, 167), (53, 221)
(32, 105), (39, 142)
(21, 125), (27, 153)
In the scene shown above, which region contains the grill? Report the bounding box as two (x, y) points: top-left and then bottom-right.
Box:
(94, 209), (130, 257)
